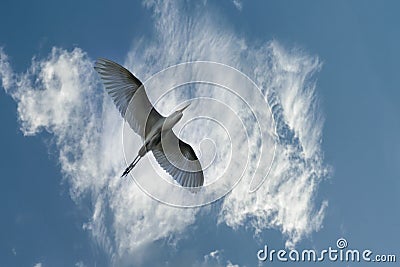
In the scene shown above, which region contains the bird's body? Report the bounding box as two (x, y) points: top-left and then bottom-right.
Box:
(121, 107), (187, 177)
(94, 58), (204, 189)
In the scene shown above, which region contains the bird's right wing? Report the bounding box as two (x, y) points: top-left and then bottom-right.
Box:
(153, 131), (204, 189)
(94, 58), (163, 139)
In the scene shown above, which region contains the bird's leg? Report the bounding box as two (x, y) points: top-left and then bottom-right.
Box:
(121, 155), (142, 178)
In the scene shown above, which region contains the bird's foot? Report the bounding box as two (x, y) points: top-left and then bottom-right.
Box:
(121, 165), (132, 178)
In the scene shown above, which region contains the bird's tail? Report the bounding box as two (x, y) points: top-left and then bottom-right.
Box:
(121, 155), (142, 178)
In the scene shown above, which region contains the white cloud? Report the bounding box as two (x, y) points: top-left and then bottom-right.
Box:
(226, 261), (240, 267)
(0, 47), (198, 265)
(0, 47), (15, 90)
(205, 249), (221, 262)
(218, 43), (330, 247)
(75, 261), (86, 267)
(33, 263), (42, 267)
(0, 0), (330, 264)
(128, 0), (330, 248)
(232, 0), (243, 11)
(200, 250), (241, 267)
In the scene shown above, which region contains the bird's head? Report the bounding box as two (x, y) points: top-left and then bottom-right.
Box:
(174, 102), (190, 121)
(177, 102), (191, 113)
(164, 103), (191, 131)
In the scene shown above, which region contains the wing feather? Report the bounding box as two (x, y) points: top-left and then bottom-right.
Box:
(152, 132), (204, 189)
(94, 58), (163, 138)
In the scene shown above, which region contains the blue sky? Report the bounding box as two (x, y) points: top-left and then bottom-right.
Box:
(1, 0), (399, 266)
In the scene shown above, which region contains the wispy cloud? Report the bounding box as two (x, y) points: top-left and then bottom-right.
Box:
(218, 43), (330, 247)
(194, 250), (240, 267)
(0, 0), (330, 264)
(75, 261), (86, 267)
(0, 47), (14, 90)
(232, 0), (243, 11)
(128, 0), (330, 248)
(0, 47), (198, 265)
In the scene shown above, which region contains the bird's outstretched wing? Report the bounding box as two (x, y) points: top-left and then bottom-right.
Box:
(153, 131), (204, 189)
(94, 58), (163, 139)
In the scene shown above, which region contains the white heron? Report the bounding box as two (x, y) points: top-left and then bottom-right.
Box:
(94, 58), (204, 189)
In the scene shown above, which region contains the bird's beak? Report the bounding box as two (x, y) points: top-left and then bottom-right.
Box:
(179, 103), (191, 112)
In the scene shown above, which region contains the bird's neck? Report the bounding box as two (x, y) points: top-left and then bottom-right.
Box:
(163, 114), (180, 132)
(144, 116), (177, 144)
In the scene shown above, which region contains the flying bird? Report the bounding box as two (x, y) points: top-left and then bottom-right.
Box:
(94, 58), (204, 189)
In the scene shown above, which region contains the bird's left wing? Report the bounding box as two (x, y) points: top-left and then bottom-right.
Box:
(153, 131), (204, 189)
(94, 58), (163, 139)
